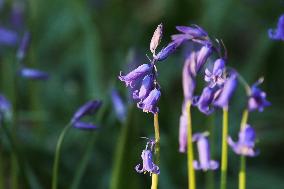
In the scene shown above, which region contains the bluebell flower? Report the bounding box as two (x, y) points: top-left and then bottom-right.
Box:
(228, 124), (259, 157)
(137, 88), (161, 114)
(119, 64), (153, 88)
(0, 94), (11, 119)
(196, 44), (213, 71)
(0, 27), (18, 46)
(19, 68), (49, 80)
(133, 74), (154, 101)
(268, 14), (284, 41)
(194, 86), (215, 115)
(135, 149), (160, 175)
(205, 58), (226, 88)
(248, 80), (270, 112)
(193, 132), (219, 171)
(73, 121), (98, 130)
(17, 32), (31, 61)
(71, 100), (102, 124)
(154, 42), (177, 61)
(176, 25), (208, 38)
(111, 89), (127, 122)
(179, 103), (187, 153)
(213, 71), (238, 109)
(10, 2), (25, 29)
(182, 52), (198, 101)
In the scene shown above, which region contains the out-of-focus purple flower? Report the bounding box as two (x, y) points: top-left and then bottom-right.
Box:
(71, 100), (102, 124)
(135, 149), (160, 175)
(19, 68), (49, 80)
(214, 71), (238, 108)
(111, 89), (127, 122)
(133, 74), (154, 100)
(119, 64), (153, 88)
(196, 44), (213, 71)
(154, 42), (177, 61)
(248, 80), (270, 112)
(0, 27), (18, 46)
(0, 94), (11, 122)
(179, 104), (187, 153)
(205, 58), (226, 88)
(268, 14), (284, 41)
(10, 2), (25, 29)
(137, 88), (161, 114)
(228, 124), (259, 157)
(73, 121), (98, 130)
(150, 23), (163, 55)
(176, 25), (208, 38)
(17, 32), (31, 61)
(193, 132), (218, 171)
(182, 52), (198, 101)
(194, 87), (215, 115)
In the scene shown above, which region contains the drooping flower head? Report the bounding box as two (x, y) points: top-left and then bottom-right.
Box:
(135, 139), (160, 175)
(133, 74), (154, 100)
(111, 89), (127, 122)
(248, 79), (270, 112)
(193, 86), (215, 115)
(205, 58), (226, 88)
(137, 88), (161, 114)
(228, 124), (259, 157)
(268, 14), (284, 41)
(71, 100), (102, 129)
(19, 68), (49, 80)
(193, 132), (219, 171)
(0, 94), (12, 122)
(119, 64), (153, 88)
(154, 42), (177, 61)
(0, 27), (18, 46)
(213, 71), (238, 109)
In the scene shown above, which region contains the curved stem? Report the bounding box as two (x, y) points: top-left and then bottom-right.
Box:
(51, 123), (72, 189)
(239, 110), (249, 189)
(220, 108), (228, 189)
(151, 114), (160, 189)
(186, 102), (195, 189)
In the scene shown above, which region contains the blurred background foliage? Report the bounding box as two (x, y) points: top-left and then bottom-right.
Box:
(0, 0), (284, 188)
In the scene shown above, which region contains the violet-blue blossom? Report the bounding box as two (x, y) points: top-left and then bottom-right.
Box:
(111, 89), (127, 122)
(137, 88), (161, 114)
(176, 25), (208, 38)
(71, 100), (102, 124)
(268, 14), (284, 41)
(19, 68), (49, 80)
(10, 2), (25, 29)
(119, 64), (153, 88)
(228, 124), (259, 157)
(196, 44), (213, 71)
(135, 149), (160, 175)
(182, 52), (198, 101)
(213, 71), (238, 109)
(17, 32), (31, 61)
(154, 42), (177, 61)
(133, 74), (154, 101)
(194, 86), (215, 115)
(193, 132), (218, 171)
(0, 27), (18, 46)
(0, 94), (11, 115)
(248, 81), (270, 112)
(73, 121), (98, 130)
(205, 58), (226, 88)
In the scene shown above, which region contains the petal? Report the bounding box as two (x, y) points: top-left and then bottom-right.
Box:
(73, 121), (98, 130)
(71, 100), (102, 123)
(209, 160), (219, 170)
(19, 68), (49, 80)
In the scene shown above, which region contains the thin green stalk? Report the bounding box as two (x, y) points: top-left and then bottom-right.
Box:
(220, 108), (228, 189)
(151, 114), (160, 189)
(109, 110), (132, 189)
(0, 147), (4, 189)
(51, 123), (72, 189)
(186, 102), (195, 189)
(239, 110), (249, 189)
(206, 115), (215, 189)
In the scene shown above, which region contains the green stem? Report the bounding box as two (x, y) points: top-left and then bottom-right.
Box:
(109, 110), (132, 189)
(239, 110), (249, 189)
(186, 102), (195, 189)
(0, 147), (4, 189)
(220, 108), (228, 189)
(151, 114), (160, 189)
(51, 123), (72, 189)
(206, 115), (215, 189)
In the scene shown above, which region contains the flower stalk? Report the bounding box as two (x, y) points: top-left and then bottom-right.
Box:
(239, 110), (249, 189)
(186, 102), (196, 189)
(52, 123), (72, 189)
(151, 114), (160, 189)
(220, 107), (228, 189)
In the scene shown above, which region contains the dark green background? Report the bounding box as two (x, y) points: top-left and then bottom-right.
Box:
(0, 0), (283, 188)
